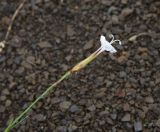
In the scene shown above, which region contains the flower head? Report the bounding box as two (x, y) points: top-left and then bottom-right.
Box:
(71, 34), (121, 72)
(99, 34), (121, 53)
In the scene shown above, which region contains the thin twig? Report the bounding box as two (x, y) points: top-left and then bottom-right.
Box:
(4, 0), (26, 42)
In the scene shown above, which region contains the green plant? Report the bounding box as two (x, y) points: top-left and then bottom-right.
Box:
(5, 35), (121, 132)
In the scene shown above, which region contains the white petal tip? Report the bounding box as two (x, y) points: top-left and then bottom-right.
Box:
(99, 34), (121, 54)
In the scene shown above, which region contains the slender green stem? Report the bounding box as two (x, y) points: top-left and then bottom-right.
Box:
(5, 49), (102, 132)
(5, 71), (71, 132)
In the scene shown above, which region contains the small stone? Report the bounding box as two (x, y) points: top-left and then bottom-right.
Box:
(68, 124), (78, 132)
(119, 8), (133, 20)
(156, 119), (160, 127)
(1, 16), (10, 25)
(10, 36), (22, 47)
(138, 110), (146, 119)
(138, 47), (148, 53)
(51, 97), (61, 104)
(65, 55), (72, 61)
(61, 64), (69, 71)
(106, 117), (114, 125)
(69, 105), (80, 113)
(110, 113), (117, 120)
(99, 110), (109, 116)
(55, 37), (61, 43)
(0, 56), (6, 63)
(87, 105), (96, 111)
(119, 71), (126, 78)
(38, 41), (52, 48)
(134, 120), (143, 132)
(121, 113), (131, 122)
(106, 80), (112, 87)
(126, 87), (136, 96)
(0, 105), (5, 113)
(34, 0), (43, 4)
(0, 48), (2, 52)
(100, 0), (113, 6)
(67, 25), (75, 37)
(43, 71), (49, 79)
(5, 100), (12, 107)
(142, 106), (149, 113)
(121, 0), (128, 4)
(59, 101), (71, 110)
(15, 67), (25, 75)
(14, 57), (21, 65)
(0, 95), (6, 101)
(33, 114), (46, 121)
(25, 73), (36, 84)
(112, 127), (117, 132)
(2, 89), (10, 95)
(95, 92), (106, 98)
(95, 101), (104, 108)
(126, 123), (132, 129)
(115, 88), (126, 97)
(57, 126), (67, 132)
(145, 96), (154, 103)
(141, 52), (148, 59)
(9, 82), (16, 89)
(123, 103), (130, 111)
(129, 100), (135, 105)
(99, 120), (105, 125)
(156, 78), (160, 84)
(149, 104), (160, 115)
(117, 56), (128, 63)
(83, 39), (94, 50)
(112, 15), (119, 25)
(26, 56), (35, 64)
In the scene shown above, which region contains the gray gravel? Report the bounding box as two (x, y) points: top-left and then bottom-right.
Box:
(0, 0), (160, 131)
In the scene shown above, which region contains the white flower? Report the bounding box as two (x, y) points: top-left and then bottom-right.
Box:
(99, 34), (121, 53)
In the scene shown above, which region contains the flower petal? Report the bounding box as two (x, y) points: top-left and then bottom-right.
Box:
(100, 35), (117, 53)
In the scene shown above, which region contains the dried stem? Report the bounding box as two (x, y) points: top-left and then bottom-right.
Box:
(4, 0), (26, 42)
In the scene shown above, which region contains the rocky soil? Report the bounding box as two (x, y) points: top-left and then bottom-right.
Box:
(0, 0), (160, 131)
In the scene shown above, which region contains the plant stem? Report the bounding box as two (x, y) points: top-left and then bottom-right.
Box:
(5, 71), (71, 132)
(5, 48), (101, 132)
(4, 0), (26, 42)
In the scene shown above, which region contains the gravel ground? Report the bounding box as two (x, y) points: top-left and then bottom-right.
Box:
(0, 0), (160, 131)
